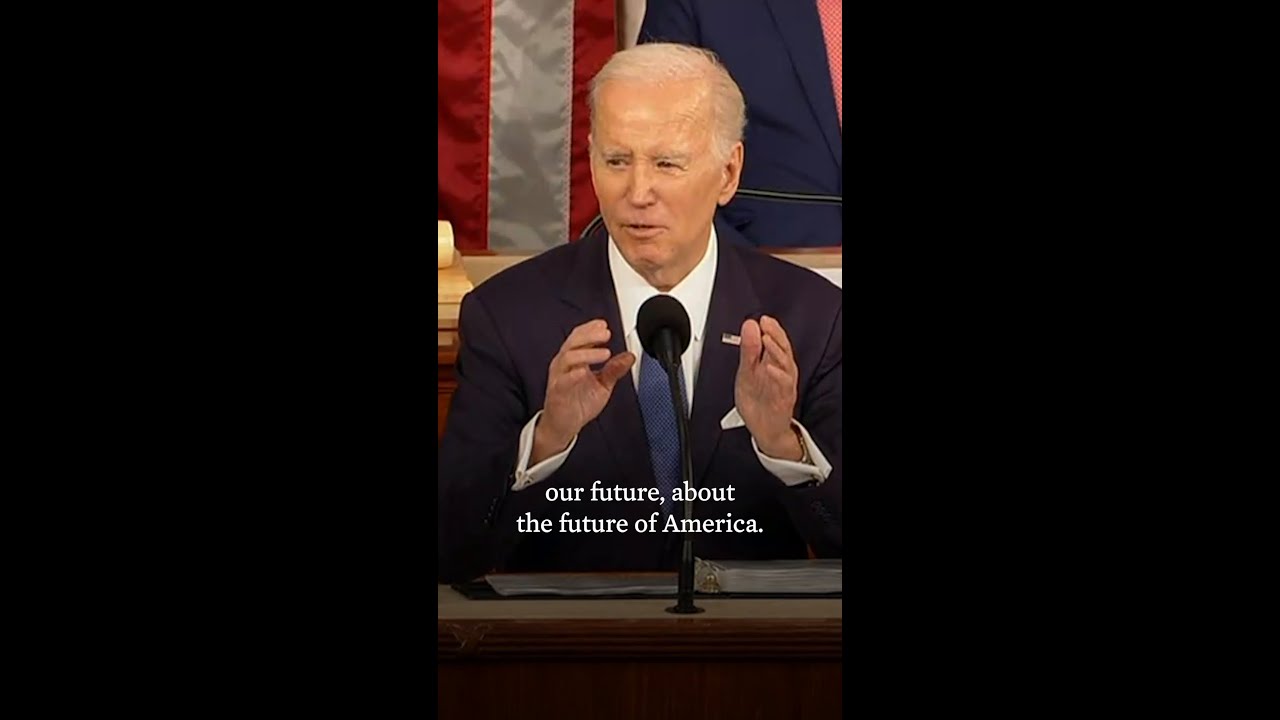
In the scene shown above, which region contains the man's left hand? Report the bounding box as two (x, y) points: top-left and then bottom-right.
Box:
(735, 315), (802, 461)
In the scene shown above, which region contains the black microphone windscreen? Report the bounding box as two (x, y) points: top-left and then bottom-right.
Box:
(636, 294), (691, 361)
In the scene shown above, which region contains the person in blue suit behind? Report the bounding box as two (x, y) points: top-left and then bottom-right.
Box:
(638, 0), (843, 248)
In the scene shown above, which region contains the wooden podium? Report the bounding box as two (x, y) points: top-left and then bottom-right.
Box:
(437, 247), (469, 443)
(438, 584), (842, 718)
(437, 249), (843, 716)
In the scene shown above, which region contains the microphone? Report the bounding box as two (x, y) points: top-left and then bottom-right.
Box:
(637, 294), (691, 371)
(636, 295), (703, 615)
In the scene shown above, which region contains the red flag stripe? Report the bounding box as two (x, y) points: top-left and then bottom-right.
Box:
(437, 0), (492, 251)
(569, 0), (615, 242)
(439, 1), (616, 250)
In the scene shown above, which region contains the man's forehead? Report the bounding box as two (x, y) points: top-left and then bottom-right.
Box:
(594, 79), (711, 148)
(593, 128), (704, 157)
(597, 77), (710, 120)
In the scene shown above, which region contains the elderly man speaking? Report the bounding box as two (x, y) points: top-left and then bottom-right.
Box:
(438, 43), (842, 583)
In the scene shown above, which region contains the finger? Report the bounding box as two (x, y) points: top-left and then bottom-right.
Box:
(596, 352), (636, 392)
(739, 318), (763, 370)
(558, 347), (613, 371)
(561, 319), (611, 353)
(761, 333), (795, 372)
(760, 315), (793, 357)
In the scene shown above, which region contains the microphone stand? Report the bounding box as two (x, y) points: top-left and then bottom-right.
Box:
(663, 349), (703, 615)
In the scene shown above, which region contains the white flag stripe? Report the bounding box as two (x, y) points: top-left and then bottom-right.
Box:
(487, 0), (576, 251)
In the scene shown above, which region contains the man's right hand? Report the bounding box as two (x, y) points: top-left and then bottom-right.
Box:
(531, 319), (635, 464)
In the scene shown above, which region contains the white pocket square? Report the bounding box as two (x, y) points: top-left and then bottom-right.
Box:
(720, 407), (746, 430)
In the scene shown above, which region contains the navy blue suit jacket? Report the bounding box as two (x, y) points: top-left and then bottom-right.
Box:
(640, 0), (843, 248)
(437, 221), (842, 583)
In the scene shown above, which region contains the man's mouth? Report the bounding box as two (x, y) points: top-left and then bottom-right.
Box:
(624, 223), (663, 234)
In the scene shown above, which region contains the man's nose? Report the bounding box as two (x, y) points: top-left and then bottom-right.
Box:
(626, 164), (657, 207)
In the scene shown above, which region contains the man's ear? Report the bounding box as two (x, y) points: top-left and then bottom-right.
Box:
(717, 141), (744, 206)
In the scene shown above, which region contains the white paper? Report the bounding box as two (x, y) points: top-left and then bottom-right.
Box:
(695, 558), (842, 594)
(486, 573), (676, 597)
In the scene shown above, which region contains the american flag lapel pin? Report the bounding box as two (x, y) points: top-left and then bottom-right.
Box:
(721, 332), (741, 346)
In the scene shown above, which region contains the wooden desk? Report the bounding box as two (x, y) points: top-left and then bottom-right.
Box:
(437, 345), (456, 444)
(438, 584), (842, 718)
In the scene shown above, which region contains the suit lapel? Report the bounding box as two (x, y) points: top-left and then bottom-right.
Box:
(764, 0), (842, 173)
(689, 222), (763, 486)
(561, 225), (764, 492)
(559, 231), (654, 490)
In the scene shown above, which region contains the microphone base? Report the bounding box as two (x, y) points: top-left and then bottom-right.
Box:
(665, 602), (705, 615)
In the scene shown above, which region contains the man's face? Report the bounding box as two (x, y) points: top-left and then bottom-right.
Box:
(590, 78), (743, 288)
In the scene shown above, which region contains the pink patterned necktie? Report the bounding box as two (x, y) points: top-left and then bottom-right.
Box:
(816, 0), (842, 128)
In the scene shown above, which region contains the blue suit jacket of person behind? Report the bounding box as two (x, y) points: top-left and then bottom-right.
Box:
(639, 0), (843, 248)
(437, 220), (842, 583)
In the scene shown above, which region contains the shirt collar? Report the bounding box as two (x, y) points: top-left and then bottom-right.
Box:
(607, 226), (718, 345)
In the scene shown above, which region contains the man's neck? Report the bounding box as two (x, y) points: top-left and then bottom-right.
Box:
(642, 269), (688, 293)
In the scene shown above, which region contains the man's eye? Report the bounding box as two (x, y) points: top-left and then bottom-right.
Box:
(657, 161), (682, 170)
(605, 158), (627, 168)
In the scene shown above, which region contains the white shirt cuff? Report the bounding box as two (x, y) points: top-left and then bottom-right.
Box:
(752, 420), (833, 487)
(512, 410), (577, 491)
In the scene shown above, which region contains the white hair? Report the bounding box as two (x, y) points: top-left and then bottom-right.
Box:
(588, 43), (746, 162)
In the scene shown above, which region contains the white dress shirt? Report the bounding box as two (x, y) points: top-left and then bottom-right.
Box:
(511, 227), (833, 490)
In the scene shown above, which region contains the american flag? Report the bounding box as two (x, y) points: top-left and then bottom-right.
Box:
(438, 0), (618, 252)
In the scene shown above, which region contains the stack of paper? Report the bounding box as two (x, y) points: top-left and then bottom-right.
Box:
(481, 560), (842, 597)
(695, 558), (842, 594)
(486, 573), (677, 597)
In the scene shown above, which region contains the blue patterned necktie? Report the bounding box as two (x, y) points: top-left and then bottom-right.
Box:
(637, 350), (688, 515)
